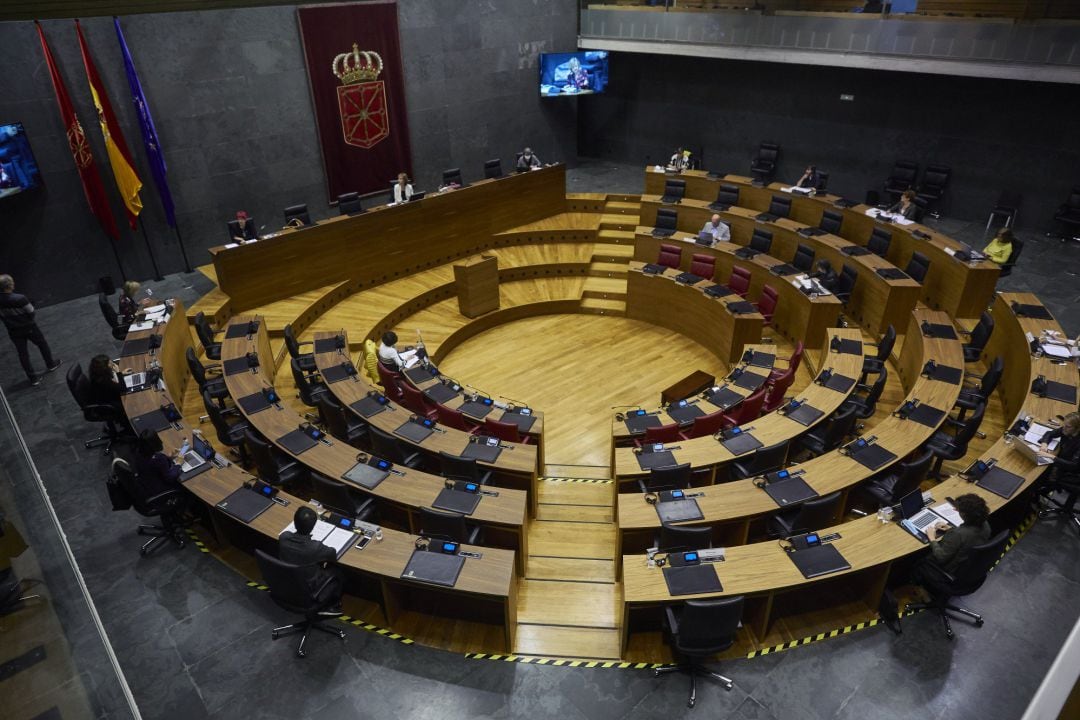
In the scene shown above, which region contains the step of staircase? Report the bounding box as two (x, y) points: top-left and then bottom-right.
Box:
(597, 229), (636, 244)
(605, 200), (641, 214)
(580, 297), (627, 316)
(591, 243), (634, 263)
(582, 276), (628, 300)
(588, 262), (629, 278)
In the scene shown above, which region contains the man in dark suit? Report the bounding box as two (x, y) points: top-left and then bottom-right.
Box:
(278, 506), (343, 614)
(0, 274), (61, 387)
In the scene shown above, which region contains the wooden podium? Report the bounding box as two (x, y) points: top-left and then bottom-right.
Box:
(454, 255), (499, 317)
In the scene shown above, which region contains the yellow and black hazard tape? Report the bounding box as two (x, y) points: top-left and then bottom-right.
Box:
(541, 477), (613, 484)
(746, 618), (881, 658)
(184, 528), (210, 553)
(243, 581), (414, 645)
(465, 654), (663, 669)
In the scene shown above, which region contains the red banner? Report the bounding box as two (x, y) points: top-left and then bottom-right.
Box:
(297, 1), (413, 200)
(35, 21), (120, 241)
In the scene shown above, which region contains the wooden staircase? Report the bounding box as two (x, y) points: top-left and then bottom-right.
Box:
(580, 196), (640, 317)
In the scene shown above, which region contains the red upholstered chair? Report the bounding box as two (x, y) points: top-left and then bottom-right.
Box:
(376, 362), (404, 401)
(658, 244), (683, 269)
(769, 341), (804, 382)
(727, 266), (751, 298)
(754, 285), (779, 325)
(762, 366), (796, 413)
(400, 382), (438, 419)
(633, 423), (681, 448)
(678, 410), (726, 440)
(484, 417), (533, 444)
(690, 253), (716, 280)
(434, 404), (481, 434)
(722, 387), (766, 428)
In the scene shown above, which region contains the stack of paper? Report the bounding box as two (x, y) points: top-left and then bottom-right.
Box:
(933, 502), (964, 526)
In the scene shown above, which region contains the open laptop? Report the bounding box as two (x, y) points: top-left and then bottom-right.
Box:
(122, 371), (147, 390)
(180, 434), (216, 472)
(1014, 439), (1055, 467)
(897, 489), (954, 542)
(695, 231), (714, 247)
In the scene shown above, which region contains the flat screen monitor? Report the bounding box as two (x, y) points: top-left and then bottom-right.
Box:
(0, 123), (42, 200)
(539, 51), (608, 98)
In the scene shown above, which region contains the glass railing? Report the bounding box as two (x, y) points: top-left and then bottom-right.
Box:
(579, 1), (1080, 21)
(0, 387), (139, 720)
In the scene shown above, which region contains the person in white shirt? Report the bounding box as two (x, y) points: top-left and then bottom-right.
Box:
(701, 214), (731, 243)
(377, 331), (418, 370)
(392, 173), (413, 204)
(669, 148), (690, 171)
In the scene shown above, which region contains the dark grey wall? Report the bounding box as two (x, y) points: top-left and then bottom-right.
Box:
(0, 0), (578, 305)
(578, 53), (1080, 231)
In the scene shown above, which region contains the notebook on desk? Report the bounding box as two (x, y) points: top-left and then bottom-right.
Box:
(769, 263), (801, 277)
(1011, 303), (1053, 320)
(704, 386), (743, 410)
(876, 268), (909, 280)
(704, 284), (733, 298)
(119, 337), (151, 357)
(734, 247), (760, 260)
(499, 409), (536, 433)
(667, 403), (705, 425)
(237, 391), (273, 414)
(732, 371), (768, 392)
(432, 487), (482, 516)
(223, 357), (251, 376)
(1042, 381), (1077, 405)
(788, 544), (851, 579)
(924, 364), (963, 385)
(341, 461), (389, 490)
(642, 263), (666, 274)
(830, 338), (863, 355)
(394, 420), (434, 444)
(726, 301), (757, 315)
(320, 363), (357, 384)
(459, 400), (494, 419)
(975, 465), (1026, 499)
(905, 404), (946, 427)
(822, 373), (856, 393)
(784, 403), (824, 426)
(130, 408), (173, 434)
(313, 336), (344, 354)
(225, 322), (257, 339)
(849, 442), (897, 471)
(675, 272), (704, 285)
(840, 245), (872, 256)
(351, 396), (388, 418)
(461, 441), (502, 464)
(277, 429), (318, 455)
(424, 383), (459, 405)
(745, 351), (775, 368)
(921, 322), (958, 340)
(401, 549), (465, 588)
(721, 431), (763, 456)
(763, 475), (818, 507)
(636, 450), (678, 471)
(405, 365), (439, 384)
(655, 499), (704, 524)
(663, 563), (722, 596)
(625, 414), (662, 434)
(216, 487), (274, 524)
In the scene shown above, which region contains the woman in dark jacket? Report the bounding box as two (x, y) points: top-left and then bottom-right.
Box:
(133, 430), (182, 499)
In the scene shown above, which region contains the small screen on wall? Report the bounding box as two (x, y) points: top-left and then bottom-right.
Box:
(539, 51), (608, 97)
(0, 123), (43, 200)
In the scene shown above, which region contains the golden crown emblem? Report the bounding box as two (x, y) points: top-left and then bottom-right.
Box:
(332, 44), (383, 84)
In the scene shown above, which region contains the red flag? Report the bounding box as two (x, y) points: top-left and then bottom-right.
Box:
(35, 21), (119, 241)
(75, 20), (143, 230)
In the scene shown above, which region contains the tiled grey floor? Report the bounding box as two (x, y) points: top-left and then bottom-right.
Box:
(1, 169), (1078, 720)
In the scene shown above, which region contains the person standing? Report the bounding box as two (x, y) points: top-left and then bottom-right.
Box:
(0, 274), (61, 387)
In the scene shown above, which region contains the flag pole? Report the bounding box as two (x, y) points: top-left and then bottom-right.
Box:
(107, 231), (129, 281)
(172, 223), (193, 274)
(137, 218), (163, 280)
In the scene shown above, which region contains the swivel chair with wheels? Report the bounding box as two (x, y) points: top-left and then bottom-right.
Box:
(638, 463), (692, 494)
(193, 312), (222, 360)
(255, 549), (346, 658)
(925, 402), (986, 479)
(961, 311), (994, 363)
(66, 363), (128, 455)
(750, 142), (779, 184)
(99, 293), (129, 340)
(417, 506), (482, 545)
(658, 521), (713, 552)
(245, 429), (309, 488)
(729, 440), (789, 480)
(438, 451), (492, 486)
(284, 324), (316, 373)
(654, 597), (745, 708)
(859, 448), (933, 510)
(111, 457), (187, 556)
(767, 491), (842, 538)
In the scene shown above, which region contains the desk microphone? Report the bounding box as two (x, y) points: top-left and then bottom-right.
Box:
(500, 394), (529, 409)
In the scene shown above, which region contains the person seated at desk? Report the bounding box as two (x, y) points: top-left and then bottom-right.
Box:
(668, 147), (690, 171)
(981, 227), (1014, 265)
(392, 173), (414, 204)
(1040, 412), (1080, 479)
(887, 190), (920, 220)
(795, 165), (820, 190)
(228, 210), (258, 244)
(701, 214), (731, 243)
(87, 354), (124, 412)
(377, 331), (420, 371)
(279, 506), (343, 615)
(133, 429), (183, 499)
(810, 259), (838, 292)
(516, 148), (542, 172)
(117, 281), (152, 325)
(917, 493), (991, 577)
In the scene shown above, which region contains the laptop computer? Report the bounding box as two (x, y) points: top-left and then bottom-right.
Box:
(1014, 439), (1054, 467)
(897, 489), (953, 542)
(123, 371), (147, 390)
(696, 231), (714, 246)
(180, 434), (216, 472)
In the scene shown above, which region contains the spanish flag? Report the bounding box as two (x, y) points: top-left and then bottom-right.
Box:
(75, 20), (142, 229)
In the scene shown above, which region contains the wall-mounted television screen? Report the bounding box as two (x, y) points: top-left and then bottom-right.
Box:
(0, 123), (42, 200)
(539, 51), (608, 97)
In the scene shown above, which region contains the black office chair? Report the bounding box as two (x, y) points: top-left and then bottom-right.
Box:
(710, 183), (739, 211)
(192, 312), (222, 361)
(638, 463), (692, 494)
(245, 429), (309, 488)
(98, 292), (129, 340)
(997, 237), (1025, 278)
(905, 252), (930, 283)
(905, 530), (1010, 639)
(66, 363), (127, 455)
(111, 457), (187, 556)
(661, 178), (686, 205)
(750, 142), (780, 184)
(749, 228), (773, 254)
(961, 311), (994, 363)
(1038, 472), (1080, 536)
(819, 209), (843, 235)
(655, 597), (744, 707)
(291, 358), (327, 410)
(186, 347), (229, 407)
(884, 160), (918, 201)
(985, 190), (1021, 232)
(283, 204), (311, 227)
(925, 401), (986, 479)
(652, 208), (678, 238)
(312, 472), (375, 520)
(1050, 186), (1080, 242)
(658, 522), (713, 552)
(860, 324), (896, 383)
(483, 158), (502, 179)
(955, 356), (1002, 424)
(438, 451), (492, 486)
(833, 264), (858, 304)
(202, 388), (250, 465)
(338, 191), (364, 215)
(417, 506), (481, 545)
(859, 448), (933, 510)
(796, 406), (857, 459)
(729, 440), (789, 480)
(767, 491), (842, 538)
(254, 549), (346, 658)
(315, 394), (367, 448)
(867, 227), (892, 258)
(441, 168), (463, 187)
(915, 164), (951, 219)
(766, 195), (791, 219)
(842, 365), (888, 428)
(815, 170), (829, 193)
(283, 324), (316, 373)
(369, 425), (424, 469)
(792, 244), (815, 273)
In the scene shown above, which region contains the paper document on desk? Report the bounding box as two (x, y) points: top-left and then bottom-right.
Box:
(932, 503), (964, 527)
(280, 519), (336, 542)
(144, 304), (167, 317)
(1041, 343), (1072, 359)
(323, 527), (355, 555)
(129, 320), (154, 332)
(1023, 422), (1059, 448)
(401, 349), (420, 369)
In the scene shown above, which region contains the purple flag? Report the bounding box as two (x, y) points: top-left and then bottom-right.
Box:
(114, 17), (176, 227)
